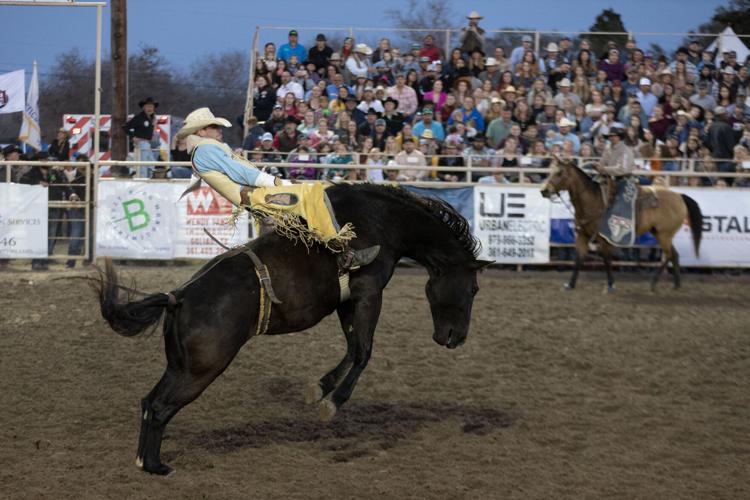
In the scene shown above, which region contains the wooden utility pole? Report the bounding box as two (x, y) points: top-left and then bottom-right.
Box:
(110, 0), (128, 163)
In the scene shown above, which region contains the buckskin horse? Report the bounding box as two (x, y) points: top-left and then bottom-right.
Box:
(96, 183), (490, 475)
(540, 158), (703, 291)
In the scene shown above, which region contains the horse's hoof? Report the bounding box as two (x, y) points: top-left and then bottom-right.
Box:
(143, 461), (174, 476)
(605, 285), (616, 294)
(135, 457), (143, 469)
(304, 382), (323, 405)
(563, 283), (574, 292)
(319, 399), (337, 422)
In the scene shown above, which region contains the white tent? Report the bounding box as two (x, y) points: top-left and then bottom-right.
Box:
(706, 26), (750, 65)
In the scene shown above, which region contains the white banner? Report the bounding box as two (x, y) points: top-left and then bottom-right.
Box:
(174, 185), (249, 258)
(0, 70), (25, 114)
(673, 188), (750, 266)
(474, 186), (550, 263)
(96, 181), (177, 259)
(96, 181), (249, 259)
(19, 63), (41, 150)
(0, 184), (48, 257)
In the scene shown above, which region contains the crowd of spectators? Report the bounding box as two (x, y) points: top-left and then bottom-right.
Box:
(244, 13), (750, 185)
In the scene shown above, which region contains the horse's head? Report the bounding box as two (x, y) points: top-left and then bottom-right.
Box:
(426, 259), (492, 349)
(540, 156), (574, 199)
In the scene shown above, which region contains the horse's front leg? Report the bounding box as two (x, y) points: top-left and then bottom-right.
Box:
(565, 231), (589, 291)
(305, 301), (355, 404)
(319, 293), (382, 422)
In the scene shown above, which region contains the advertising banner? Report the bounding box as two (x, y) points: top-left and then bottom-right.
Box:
(96, 181), (176, 258)
(174, 185), (249, 258)
(673, 188), (750, 266)
(0, 184), (48, 257)
(96, 181), (249, 259)
(474, 186), (550, 263)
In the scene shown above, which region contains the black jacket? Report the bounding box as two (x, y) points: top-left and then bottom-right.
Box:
(307, 45), (333, 72)
(253, 87), (277, 122)
(48, 139), (70, 161)
(124, 111), (156, 140)
(706, 119), (737, 160)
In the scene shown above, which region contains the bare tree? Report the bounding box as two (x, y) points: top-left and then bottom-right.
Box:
(384, 0), (455, 49)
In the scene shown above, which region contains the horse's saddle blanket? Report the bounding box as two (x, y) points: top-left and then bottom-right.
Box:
(599, 177), (638, 247)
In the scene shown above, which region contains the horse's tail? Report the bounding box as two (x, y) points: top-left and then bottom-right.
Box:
(95, 258), (172, 338)
(681, 194), (703, 258)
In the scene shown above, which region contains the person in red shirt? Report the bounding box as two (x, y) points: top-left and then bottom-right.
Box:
(419, 34), (443, 62)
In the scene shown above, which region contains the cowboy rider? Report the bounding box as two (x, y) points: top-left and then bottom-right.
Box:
(595, 123), (635, 180)
(177, 107), (379, 272)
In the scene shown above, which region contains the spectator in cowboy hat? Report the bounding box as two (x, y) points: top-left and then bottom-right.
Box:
(346, 43), (372, 80)
(478, 57), (501, 88)
(307, 33), (333, 74)
(278, 29), (307, 64)
(124, 96), (159, 178)
(460, 10), (485, 56)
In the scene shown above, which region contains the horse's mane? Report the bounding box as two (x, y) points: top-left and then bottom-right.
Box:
(343, 184), (481, 260)
(566, 160), (601, 194)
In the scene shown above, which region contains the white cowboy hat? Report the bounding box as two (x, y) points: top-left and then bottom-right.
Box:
(558, 117), (576, 128)
(547, 42), (559, 53)
(354, 43), (373, 56)
(466, 10), (483, 19)
(177, 107), (232, 138)
(485, 57), (498, 66)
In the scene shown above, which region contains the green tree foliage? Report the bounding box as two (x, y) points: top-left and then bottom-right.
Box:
(588, 8), (629, 60)
(687, 0), (750, 53)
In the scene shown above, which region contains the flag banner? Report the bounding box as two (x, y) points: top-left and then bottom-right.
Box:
(474, 186), (550, 263)
(96, 181), (249, 259)
(19, 64), (41, 150)
(0, 184), (48, 258)
(0, 70), (25, 115)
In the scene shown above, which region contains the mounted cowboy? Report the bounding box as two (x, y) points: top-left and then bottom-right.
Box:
(594, 123), (638, 247)
(177, 107), (379, 272)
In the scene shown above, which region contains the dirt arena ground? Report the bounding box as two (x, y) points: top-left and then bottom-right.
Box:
(1, 262), (748, 499)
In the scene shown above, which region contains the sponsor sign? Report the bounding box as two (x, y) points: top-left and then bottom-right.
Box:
(174, 186), (249, 258)
(673, 188), (750, 266)
(96, 181), (248, 259)
(474, 186), (550, 263)
(0, 184), (48, 257)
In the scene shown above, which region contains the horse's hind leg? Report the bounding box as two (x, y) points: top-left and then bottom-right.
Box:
(650, 232), (673, 292)
(565, 232), (589, 291)
(307, 302), (355, 404)
(319, 293), (382, 422)
(670, 245), (681, 289)
(601, 241), (616, 293)
(137, 324), (247, 475)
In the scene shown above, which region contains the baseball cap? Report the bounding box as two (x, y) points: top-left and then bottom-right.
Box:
(261, 132), (273, 142)
(375, 118), (386, 126)
(421, 107), (434, 114)
(714, 106), (727, 115)
(419, 56), (430, 63)
(639, 77), (651, 86)
(316, 33), (326, 41)
(273, 103), (283, 109)
(288, 29), (298, 37)
(411, 43), (420, 50)
(522, 35), (532, 42)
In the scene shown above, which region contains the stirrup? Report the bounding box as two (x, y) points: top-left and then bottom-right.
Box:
(337, 245), (380, 273)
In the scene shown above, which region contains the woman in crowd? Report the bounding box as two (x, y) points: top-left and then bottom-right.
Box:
(423, 79), (448, 115)
(253, 75), (276, 121)
(574, 49), (597, 79)
(48, 128), (70, 161)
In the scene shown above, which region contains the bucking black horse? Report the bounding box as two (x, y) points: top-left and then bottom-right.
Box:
(96, 183), (491, 475)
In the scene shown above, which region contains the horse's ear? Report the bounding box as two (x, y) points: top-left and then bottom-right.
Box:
(472, 259), (494, 271)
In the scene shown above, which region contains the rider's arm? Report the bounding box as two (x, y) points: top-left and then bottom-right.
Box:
(193, 143), (278, 187)
(601, 147), (635, 176)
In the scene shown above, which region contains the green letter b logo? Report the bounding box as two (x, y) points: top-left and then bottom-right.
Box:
(121, 199), (150, 232)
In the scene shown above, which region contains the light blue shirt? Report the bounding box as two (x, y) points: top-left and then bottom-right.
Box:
(277, 43), (307, 64)
(193, 144), (263, 186)
(412, 120), (445, 141)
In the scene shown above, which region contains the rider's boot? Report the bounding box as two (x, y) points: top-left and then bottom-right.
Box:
(337, 244), (380, 273)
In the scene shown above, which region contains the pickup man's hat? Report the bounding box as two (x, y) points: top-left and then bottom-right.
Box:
(177, 107), (232, 138)
(138, 97), (159, 108)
